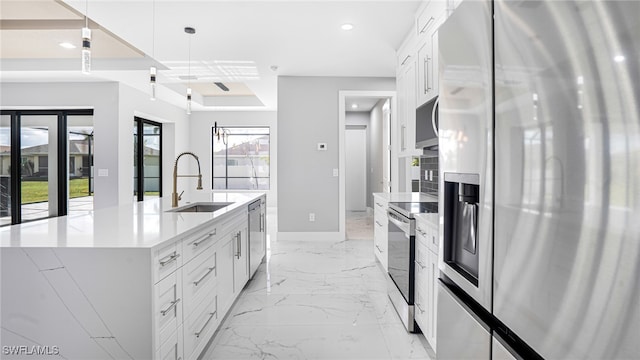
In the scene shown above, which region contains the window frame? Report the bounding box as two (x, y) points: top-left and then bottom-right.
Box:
(212, 126), (270, 190)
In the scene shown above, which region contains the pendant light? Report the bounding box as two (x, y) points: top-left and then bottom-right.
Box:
(81, 0), (91, 74)
(149, 0), (157, 100)
(185, 26), (195, 114)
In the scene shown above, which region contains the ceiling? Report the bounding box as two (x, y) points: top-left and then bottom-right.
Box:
(1, 0), (420, 111)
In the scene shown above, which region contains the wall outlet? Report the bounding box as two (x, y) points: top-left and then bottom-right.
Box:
(98, 169), (109, 177)
(309, 213), (316, 222)
(317, 143), (327, 151)
(333, 168), (339, 177)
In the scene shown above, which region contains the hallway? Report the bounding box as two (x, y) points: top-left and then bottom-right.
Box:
(201, 213), (433, 359)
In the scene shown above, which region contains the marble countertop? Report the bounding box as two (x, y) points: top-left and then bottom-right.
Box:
(372, 192), (438, 203)
(0, 192), (265, 249)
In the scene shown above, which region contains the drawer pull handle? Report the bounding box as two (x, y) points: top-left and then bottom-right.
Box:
(376, 202), (383, 207)
(160, 298), (181, 316)
(193, 267), (216, 286)
(195, 311), (217, 338)
(159, 252), (180, 267)
(419, 16), (435, 34)
(416, 302), (425, 313)
(376, 245), (384, 253)
(416, 260), (426, 269)
(416, 228), (426, 236)
(192, 231), (215, 247)
(400, 54), (411, 66)
(375, 220), (383, 227)
(235, 231), (242, 259)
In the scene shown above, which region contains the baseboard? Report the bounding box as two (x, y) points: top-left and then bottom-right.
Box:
(276, 232), (344, 242)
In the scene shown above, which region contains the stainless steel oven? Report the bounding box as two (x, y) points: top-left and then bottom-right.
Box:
(387, 201), (438, 333)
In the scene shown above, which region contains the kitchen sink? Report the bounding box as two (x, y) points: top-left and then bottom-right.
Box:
(167, 202), (233, 213)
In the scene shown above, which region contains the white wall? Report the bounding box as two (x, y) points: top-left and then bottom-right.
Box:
(346, 112), (372, 208)
(118, 83), (189, 204)
(0, 82), (189, 209)
(188, 111), (278, 207)
(278, 76), (395, 234)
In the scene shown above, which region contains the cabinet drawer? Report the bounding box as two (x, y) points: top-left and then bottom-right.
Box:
(154, 269), (183, 349)
(183, 245), (217, 317)
(184, 288), (218, 360)
(154, 242), (182, 284)
(182, 226), (217, 265)
(156, 325), (183, 360)
(415, 238), (429, 292)
(414, 286), (428, 331)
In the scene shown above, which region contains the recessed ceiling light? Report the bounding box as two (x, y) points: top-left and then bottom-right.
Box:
(614, 55), (625, 62)
(59, 42), (76, 49)
(341, 23), (354, 31)
(351, 103), (359, 109)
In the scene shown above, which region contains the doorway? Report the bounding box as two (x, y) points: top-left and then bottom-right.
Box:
(339, 91), (396, 241)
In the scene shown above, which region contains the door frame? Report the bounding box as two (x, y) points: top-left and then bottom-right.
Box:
(338, 90), (397, 240)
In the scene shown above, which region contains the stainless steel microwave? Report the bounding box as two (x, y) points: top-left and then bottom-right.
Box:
(415, 96), (439, 149)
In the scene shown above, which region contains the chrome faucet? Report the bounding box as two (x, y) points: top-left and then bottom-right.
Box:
(172, 151), (203, 207)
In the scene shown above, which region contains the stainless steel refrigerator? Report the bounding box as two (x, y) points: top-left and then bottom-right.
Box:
(436, 0), (640, 359)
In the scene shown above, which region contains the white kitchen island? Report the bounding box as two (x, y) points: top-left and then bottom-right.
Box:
(0, 192), (266, 360)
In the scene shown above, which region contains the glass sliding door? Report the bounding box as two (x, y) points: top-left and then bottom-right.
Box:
(0, 115), (11, 226)
(134, 117), (162, 202)
(68, 115), (94, 215)
(1, 109), (93, 226)
(20, 115), (58, 222)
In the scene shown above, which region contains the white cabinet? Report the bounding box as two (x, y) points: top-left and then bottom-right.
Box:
(396, 39), (422, 158)
(218, 234), (235, 314)
(416, 28), (440, 106)
(373, 194), (389, 270)
(415, 214), (439, 352)
(416, 1), (446, 107)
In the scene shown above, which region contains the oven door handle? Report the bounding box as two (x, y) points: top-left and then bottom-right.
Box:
(387, 211), (411, 235)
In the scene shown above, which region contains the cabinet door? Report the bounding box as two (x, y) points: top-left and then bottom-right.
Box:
(398, 60), (418, 157)
(233, 226), (249, 294)
(428, 249), (439, 349)
(218, 237), (234, 314)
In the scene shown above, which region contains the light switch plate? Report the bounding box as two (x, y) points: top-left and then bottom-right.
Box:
(98, 169), (109, 177)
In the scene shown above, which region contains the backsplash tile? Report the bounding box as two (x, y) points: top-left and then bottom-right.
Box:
(420, 157), (439, 193)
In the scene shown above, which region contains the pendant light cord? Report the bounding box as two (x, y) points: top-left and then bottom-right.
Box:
(152, 0), (155, 58)
(188, 32), (191, 89)
(85, 0), (89, 27)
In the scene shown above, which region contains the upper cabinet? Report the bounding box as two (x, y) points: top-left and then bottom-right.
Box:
(396, 0), (451, 157)
(396, 34), (421, 157)
(416, 0), (447, 107)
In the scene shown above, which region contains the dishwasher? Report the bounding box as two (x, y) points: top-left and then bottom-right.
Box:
(248, 199), (265, 279)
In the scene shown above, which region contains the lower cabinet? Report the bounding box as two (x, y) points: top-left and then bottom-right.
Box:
(373, 195), (389, 270)
(415, 215), (439, 352)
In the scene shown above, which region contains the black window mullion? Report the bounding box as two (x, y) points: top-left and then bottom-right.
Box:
(10, 112), (21, 224)
(136, 119), (144, 202)
(57, 112), (68, 216)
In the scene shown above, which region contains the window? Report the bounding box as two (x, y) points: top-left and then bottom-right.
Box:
(212, 127), (270, 190)
(1, 109), (93, 226)
(134, 118), (162, 201)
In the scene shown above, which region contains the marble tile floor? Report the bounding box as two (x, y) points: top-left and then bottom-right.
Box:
(201, 213), (434, 360)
